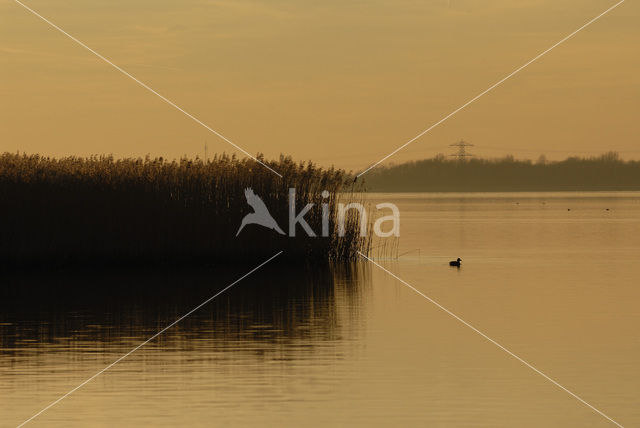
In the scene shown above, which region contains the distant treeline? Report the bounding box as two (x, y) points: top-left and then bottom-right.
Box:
(363, 152), (640, 192)
(0, 153), (369, 270)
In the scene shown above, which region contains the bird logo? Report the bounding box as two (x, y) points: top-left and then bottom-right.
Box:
(236, 188), (285, 236)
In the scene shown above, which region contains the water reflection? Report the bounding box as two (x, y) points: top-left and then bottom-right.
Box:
(2, 193), (639, 427)
(0, 263), (369, 358)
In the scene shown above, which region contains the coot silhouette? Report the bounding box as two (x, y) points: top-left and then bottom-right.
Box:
(449, 258), (462, 267)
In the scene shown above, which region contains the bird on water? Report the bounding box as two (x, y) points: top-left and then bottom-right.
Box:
(449, 258), (462, 267)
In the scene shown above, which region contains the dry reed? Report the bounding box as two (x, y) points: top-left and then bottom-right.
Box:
(0, 153), (370, 269)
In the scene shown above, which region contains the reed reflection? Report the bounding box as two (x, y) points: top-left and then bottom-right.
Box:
(0, 263), (370, 361)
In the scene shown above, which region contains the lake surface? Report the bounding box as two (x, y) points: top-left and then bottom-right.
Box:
(2, 192), (639, 427)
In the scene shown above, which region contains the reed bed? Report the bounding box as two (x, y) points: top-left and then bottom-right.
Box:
(0, 153), (370, 269)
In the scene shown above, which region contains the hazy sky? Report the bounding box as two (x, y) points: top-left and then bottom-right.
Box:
(1, 0), (638, 171)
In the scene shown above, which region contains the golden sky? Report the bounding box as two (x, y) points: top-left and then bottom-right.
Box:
(1, 0), (638, 171)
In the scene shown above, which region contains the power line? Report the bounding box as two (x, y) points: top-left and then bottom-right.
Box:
(476, 146), (640, 154)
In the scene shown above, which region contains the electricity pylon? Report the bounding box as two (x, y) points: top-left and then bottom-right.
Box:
(449, 140), (474, 161)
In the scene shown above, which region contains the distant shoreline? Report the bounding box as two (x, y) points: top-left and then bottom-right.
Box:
(361, 187), (640, 193)
(361, 152), (640, 193)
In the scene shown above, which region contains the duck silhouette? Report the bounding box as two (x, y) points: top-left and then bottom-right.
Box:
(236, 188), (285, 236)
(449, 257), (461, 267)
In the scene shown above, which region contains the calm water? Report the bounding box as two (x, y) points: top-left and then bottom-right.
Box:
(2, 192), (639, 427)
